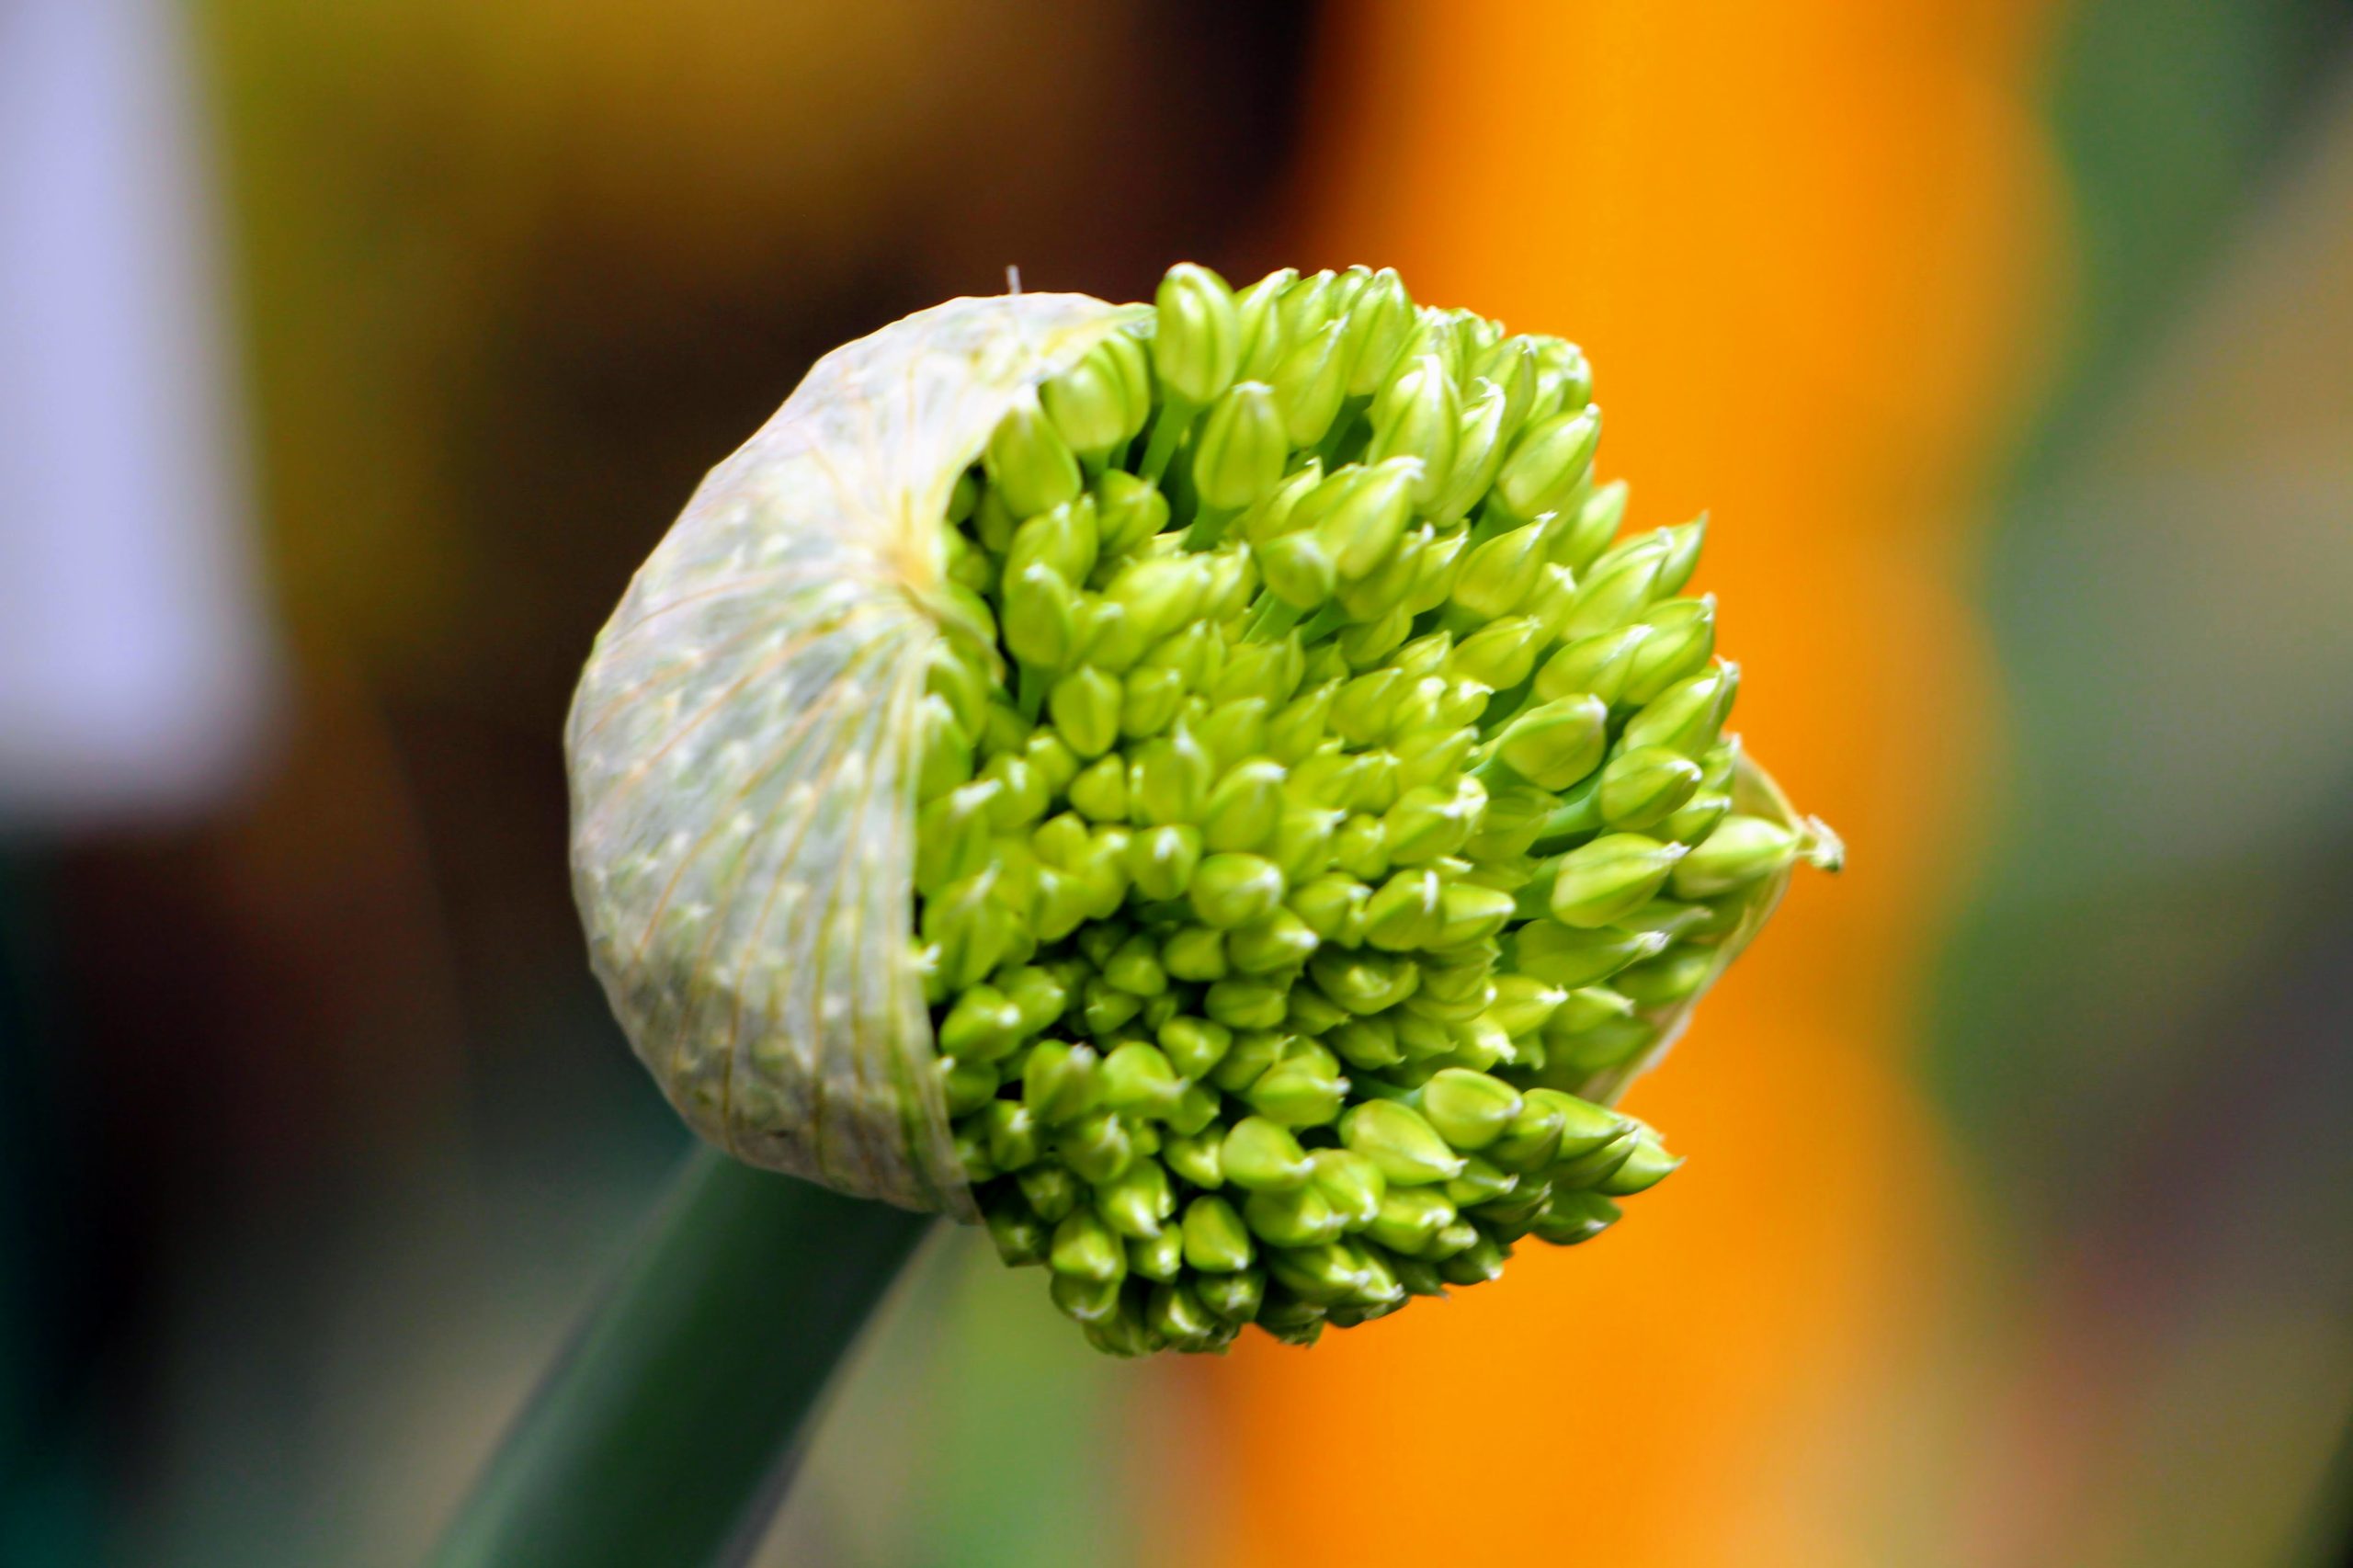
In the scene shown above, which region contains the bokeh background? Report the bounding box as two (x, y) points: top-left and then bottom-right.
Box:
(4, 1), (2349, 1563)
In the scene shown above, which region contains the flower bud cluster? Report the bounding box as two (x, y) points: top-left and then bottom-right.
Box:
(914, 264), (1836, 1355)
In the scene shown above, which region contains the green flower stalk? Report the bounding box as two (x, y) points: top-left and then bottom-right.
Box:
(562, 261), (1842, 1380)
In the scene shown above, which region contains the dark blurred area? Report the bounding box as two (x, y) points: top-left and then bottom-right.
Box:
(5, 1), (2352, 1564)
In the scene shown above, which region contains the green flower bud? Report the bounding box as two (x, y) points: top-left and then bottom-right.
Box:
(1442, 1154), (1518, 1208)
(1166, 1081), (1219, 1137)
(984, 394), (1085, 518)
(1101, 1042), (1182, 1119)
(1492, 406), (1600, 521)
(1128, 1227), (1185, 1284)
(1282, 875), (1365, 947)
(1670, 813), (1802, 898)
(1614, 945), (1718, 1006)
(1267, 1240), (1391, 1306)
(1002, 562), (1081, 672)
(1153, 262), (1241, 407)
(1245, 1055), (1348, 1128)
(1324, 1014), (1401, 1071)
(1309, 947), (1421, 1015)
(1205, 975), (1290, 1031)
(1594, 1123), (1680, 1196)
(1304, 1150), (1385, 1230)
(978, 1102), (1040, 1173)
(1106, 555), (1211, 644)
(939, 983), (1026, 1063)
(1201, 1028), (1277, 1095)
(1020, 1040), (1098, 1126)
(1068, 753), (1129, 823)
(1245, 1184), (1347, 1249)
(1330, 812), (1390, 881)
(1257, 530), (1336, 608)
(1431, 381), (1515, 526)
(1651, 517), (1707, 597)
(1181, 1194), (1256, 1273)
(1368, 355), (1461, 508)
(1153, 1014), (1230, 1079)
(1128, 725), (1211, 824)
(1116, 665), (1182, 739)
(1534, 983), (1628, 1045)
(1222, 1115), (1313, 1191)
(1265, 803), (1339, 884)
(1079, 977), (1142, 1036)
(1012, 1164), (1081, 1226)
(1450, 517), (1552, 620)
(1188, 853), (1287, 928)
(1383, 780), (1483, 866)
(1269, 316), (1351, 448)
(1417, 1068), (1524, 1151)
(1160, 923), (1228, 983)
(1484, 1093), (1569, 1174)
(1550, 476), (1625, 571)
(1547, 833), (1688, 927)
(1233, 267), (1296, 382)
(1597, 745), (1705, 830)
(1051, 1209), (1127, 1284)
(1191, 381), (1288, 513)
(1048, 665), (1122, 759)
(1056, 1279), (1131, 1340)
(1336, 604), (1415, 670)
(1560, 536), (1669, 641)
(923, 868), (1021, 993)
(938, 1055), (998, 1118)
(1200, 758), (1287, 853)
(1530, 1188), (1621, 1247)
(1229, 909), (1322, 974)
(914, 693), (972, 804)
(1512, 921), (1670, 988)
(1192, 699), (1268, 773)
(977, 752), (1051, 833)
(1341, 1100), (1465, 1186)
(1196, 1267), (1266, 1324)
(1163, 1127), (1224, 1189)
(1340, 267), (1416, 395)
(1364, 1187), (1456, 1255)
(1096, 1155), (1176, 1238)
(1659, 790), (1732, 846)
(1314, 458), (1420, 583)
(1094, 470), (1170, 560)
(1620, 662), (1736, 756)
(1124, 823), (1203, 902)
(1449, 613), (1544, 690)
(1042, 341), (1142, 465)
(1060, 1108), (1138, 1185)
(1488, 694), (1609, 791)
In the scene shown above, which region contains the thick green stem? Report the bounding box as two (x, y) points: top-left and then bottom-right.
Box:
(432, 1146), (935, 1568)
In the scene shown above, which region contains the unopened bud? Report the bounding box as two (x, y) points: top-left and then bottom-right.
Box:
(1513, 921), (1669, 988)
(1493, 407), (1600, 521)
(1670, 813), (1802, 897)
(1620, 663), (1736, 756)
(1597, 745), (1706, 830)
(1220, 1115), (1313, 1191)
(1341, 1100), (1465, 1185)
(1488, 695), (1608, 791)
(1190, 381), (1288, 513)
(1153, 262), (1241, 407)
(984, 394), (1085, 518)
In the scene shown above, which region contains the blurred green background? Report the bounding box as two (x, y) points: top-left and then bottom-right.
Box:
(2, 1), (2348, 1563)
